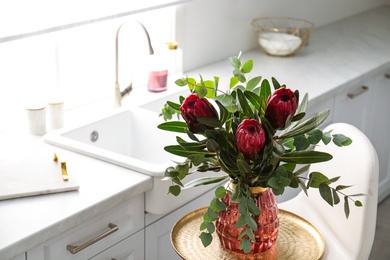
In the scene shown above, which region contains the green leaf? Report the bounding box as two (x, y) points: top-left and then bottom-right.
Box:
(244, 90), (261, 110)
(332, 189), (340, 205)
(158, 121), (188, 133)
(280, 151), (333, 164)
(229, 56), (241, 69)
(333, 134), (353, 147)
(164, 145), (215, 157)
(199, 232), (213, 247)
(175, 78), (188, 87)
(336, 185), (353, 191)
(197, 117), (222, 128)
(307, 129), (323, 144)
(278, 109), (330, 139)
(322, 131), (332, 145)
(246, 215), (258, 230)
(215, 186), (227, 198)
(183, 176), (228, 189)
(246, 76), (262, 91)
(247, 199), (261, 215)
(169, 185), (181, 196)
(210, 197), (227, 212)
(319, 183), (333, 206)
(166, 101), (181, 111)
(293, 135), (310, 151)
(215, 100), (229, 124)
(355, 200), (363, 207)
(344, 196), (350, 218)
(236, 215), (247, 228)
(237, 158), (252, 174)
(241, 59), (253, 73)
(308, 171), (329, 188)
(237, 89), (254, 118)
(188, 154), (205, 166)
(240, 238), (252, 254)
(271, 77), (281, 90)
(259, 79), (271, 115)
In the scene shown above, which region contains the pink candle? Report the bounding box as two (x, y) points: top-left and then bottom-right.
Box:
(148, 70), (168, 92)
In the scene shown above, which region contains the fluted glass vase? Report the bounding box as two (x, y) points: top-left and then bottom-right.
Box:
(215, 185), (279, 254)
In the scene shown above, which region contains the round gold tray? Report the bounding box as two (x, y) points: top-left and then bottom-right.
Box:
(171, 207), (324, 260)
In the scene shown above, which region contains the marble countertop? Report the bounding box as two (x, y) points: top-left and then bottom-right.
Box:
(0, 5), (389, 260)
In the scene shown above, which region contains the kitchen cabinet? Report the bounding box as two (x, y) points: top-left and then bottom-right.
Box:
(333, 78), (374, 133)
(89, 229), (144, 260)
(27, 194), (144, 260)
(367, 69), (390, 202)
(10, 253), (25, 260)
(333, 70), (390, 202)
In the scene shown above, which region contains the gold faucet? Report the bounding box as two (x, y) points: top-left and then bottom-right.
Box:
(114, 21), (154, 107)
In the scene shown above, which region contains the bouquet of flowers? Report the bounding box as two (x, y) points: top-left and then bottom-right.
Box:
(158, 53), (362, 253)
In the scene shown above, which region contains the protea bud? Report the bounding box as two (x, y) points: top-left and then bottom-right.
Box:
(236, 119), (266, 159)
(265, 88), (298, 130)
(180, 93), (218, 133)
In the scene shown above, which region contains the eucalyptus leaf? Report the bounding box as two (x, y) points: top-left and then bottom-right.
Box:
(246, 76), (262, 91)
(319, 183), (333, 206)
(344, 196), (350, 219)
(199, 232), (213, 247)
(215, 186), (227, 198)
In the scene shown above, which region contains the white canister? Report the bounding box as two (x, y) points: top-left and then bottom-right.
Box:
(47, 101), (64, 130)
(26, 106), (46, 135)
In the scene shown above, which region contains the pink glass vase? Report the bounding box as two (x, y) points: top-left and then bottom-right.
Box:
(215, 187), (279, 254)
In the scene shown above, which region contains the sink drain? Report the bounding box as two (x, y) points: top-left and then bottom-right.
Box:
(90, 130), (99, 142)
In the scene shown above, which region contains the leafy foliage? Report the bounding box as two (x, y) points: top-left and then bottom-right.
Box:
(158, 52), (360, 254)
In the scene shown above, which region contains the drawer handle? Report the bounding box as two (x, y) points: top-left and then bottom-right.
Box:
(385, 73), (390, 79)
(347, 85), (369, 99)
(66, 223), (119, 254)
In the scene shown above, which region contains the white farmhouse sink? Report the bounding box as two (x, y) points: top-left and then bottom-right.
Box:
(44, 103), (225, 214)
(44, 107), (177, 177)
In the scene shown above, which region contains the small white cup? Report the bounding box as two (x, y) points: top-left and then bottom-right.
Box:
(26, 106), (46, 135)
(47, 101), (64, 130)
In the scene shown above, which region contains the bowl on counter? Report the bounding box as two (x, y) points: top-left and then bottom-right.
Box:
(251, 17), (314, 57)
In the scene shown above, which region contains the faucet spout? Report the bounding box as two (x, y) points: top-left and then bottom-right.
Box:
(114, 21), (154, 107)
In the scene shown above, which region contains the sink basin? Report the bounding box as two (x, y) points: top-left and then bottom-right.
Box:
(45, 107), (177, 177)
(44, 104), (225, 215)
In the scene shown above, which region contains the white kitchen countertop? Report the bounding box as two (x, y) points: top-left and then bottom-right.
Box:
(0, 132), (153, 259)
(0, 5), (389, 260)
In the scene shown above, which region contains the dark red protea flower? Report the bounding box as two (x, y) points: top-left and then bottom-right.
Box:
(236, 119), (266, 159)
(180, 93), (218, 133)
(265, 88), (298, 130)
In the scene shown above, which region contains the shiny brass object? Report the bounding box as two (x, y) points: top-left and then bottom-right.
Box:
(60, 162), (69, 181)
(67, 223), (119, 254)
(171, 207), (325, 260)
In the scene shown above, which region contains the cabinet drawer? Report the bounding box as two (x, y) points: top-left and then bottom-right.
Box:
(90, 229), (144, 260)
(28, 194), (144, 260)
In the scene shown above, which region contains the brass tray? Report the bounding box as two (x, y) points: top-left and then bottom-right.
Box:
(171, 207), (324, 260)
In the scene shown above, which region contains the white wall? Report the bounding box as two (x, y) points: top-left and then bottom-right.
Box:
(176, 0), (386, 71)
(0, 0), (386, 133)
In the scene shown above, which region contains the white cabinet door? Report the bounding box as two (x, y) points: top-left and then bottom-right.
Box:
(368, 70), (390, 202)
(145, 188), (218, 260)
(333, 78), (374, 133)
(90, 230), (144, 260)
(10, 253), (25, 260)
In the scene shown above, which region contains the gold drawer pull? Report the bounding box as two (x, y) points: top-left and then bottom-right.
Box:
(347, 85), (369, 99)
(66, 223), (119, 254)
